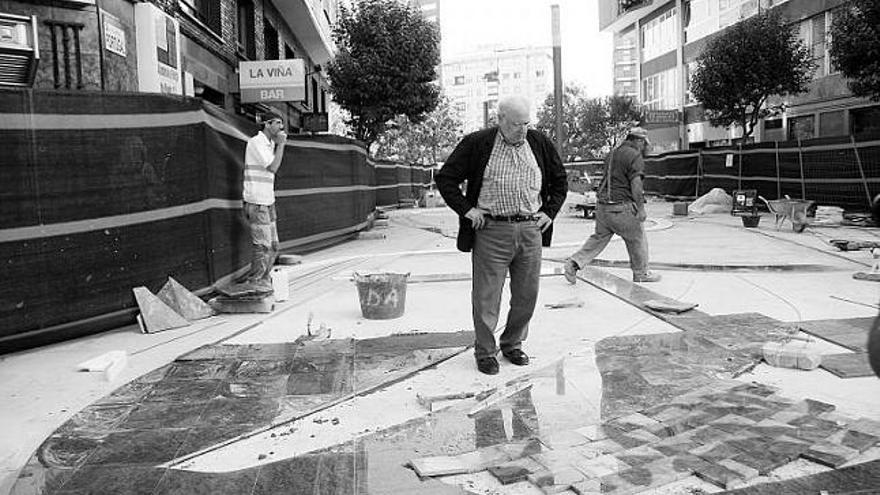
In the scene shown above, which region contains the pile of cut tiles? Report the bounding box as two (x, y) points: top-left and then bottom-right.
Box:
(409, 381), (880, 494)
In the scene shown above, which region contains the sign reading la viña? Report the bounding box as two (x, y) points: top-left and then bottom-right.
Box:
(239, 59), (305, 103)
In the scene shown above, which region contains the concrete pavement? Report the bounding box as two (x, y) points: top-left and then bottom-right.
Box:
(2, 197), (879, 494)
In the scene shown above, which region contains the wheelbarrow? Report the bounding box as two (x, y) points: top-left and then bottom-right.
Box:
(759, 195), (814, 233)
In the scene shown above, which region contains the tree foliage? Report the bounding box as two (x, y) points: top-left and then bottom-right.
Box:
(327, 0), (441, 149)
(535, 89), (640, 160)
(829, 0), (880, 101)
(373, 97), (464, 165)
(691, 11), (814, 140)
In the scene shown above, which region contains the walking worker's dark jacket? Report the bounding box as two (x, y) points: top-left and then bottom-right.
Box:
(435, 127), (569, 252)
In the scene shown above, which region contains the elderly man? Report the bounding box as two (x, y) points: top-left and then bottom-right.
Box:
(563, 127), (660, 284)
(436, 95), (568, 375)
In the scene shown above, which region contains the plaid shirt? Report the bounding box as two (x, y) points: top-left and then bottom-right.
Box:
(477, 133), (543, 216)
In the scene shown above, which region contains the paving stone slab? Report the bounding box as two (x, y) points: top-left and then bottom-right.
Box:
(717, 458), (760, 483)
(825, 428), (880, 453)
(692, 441), (745, 463)
(614, 446), (665, 468)
(606, 412), (664, 433)
(709, 414), (758, 434)
(802, 440), (863, 468)
(847, 417), (880, 438)
(487, 457), (545, 485)
(527, 467), (585, 494)
(692, 458), (748, 489)
(788, 414), (844, 442)
(797, 317), (873, 352)
(571, 454), (631, 479)
(730, 449), (791, 476)
(820, 352), (875, 378)
(719, 458), (880, 495)
(574, 425), (608, 442)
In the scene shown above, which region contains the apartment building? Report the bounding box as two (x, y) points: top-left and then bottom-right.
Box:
(599, 0), (880, 150)
(0, 0), (335, 132)
(441, 46), (553, 132)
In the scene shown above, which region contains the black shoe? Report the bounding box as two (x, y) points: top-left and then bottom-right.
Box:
(502, 349), (530, 366)
(476, 356), (499, 375)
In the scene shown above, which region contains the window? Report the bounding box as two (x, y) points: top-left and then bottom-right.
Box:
(788, 115), (815, 140)
(264, 18), (279, 59)
(453, 75), (464, 85)
(797, 12), (832, 78)
(179, 0), (221, 34)
(284, 44), (294, 60)
(819, 111), (845, 137)
(640, 7), (678, 62)
(535, 70), (544, 78)
(641, 68), (679, 110)
(764, 118), (783, 130)
(851, 105), (880, 137)
(237, 0), (256, 59)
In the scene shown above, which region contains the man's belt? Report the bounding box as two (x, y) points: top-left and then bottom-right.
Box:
(488, 214), (537, 222)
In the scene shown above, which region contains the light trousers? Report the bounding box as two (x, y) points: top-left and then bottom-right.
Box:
(568, 202), (649, 277)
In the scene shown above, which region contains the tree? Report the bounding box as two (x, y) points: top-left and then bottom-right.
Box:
(830, 0), (880, 101)
(691, 11), (814, 141)
(535, 85), (589, 161)
(327, 0), (441, 150)
(535, 90), (640, 160)
(373, 97), (464, 165)
(582, 95), (642, 156)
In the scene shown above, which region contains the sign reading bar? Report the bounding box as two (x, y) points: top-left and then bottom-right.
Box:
(239, 59), (305, 103)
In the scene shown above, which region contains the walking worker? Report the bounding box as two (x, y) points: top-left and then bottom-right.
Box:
(563, 127), (660, 284)
(239, 109), (288, 293)
(436, 95), (568, 375)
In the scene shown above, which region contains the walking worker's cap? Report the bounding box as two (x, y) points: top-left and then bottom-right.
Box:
(258, 109), (284, 123)
(627, 126), (650, 144)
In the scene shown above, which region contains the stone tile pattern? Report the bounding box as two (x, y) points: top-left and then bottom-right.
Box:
(12, 332), (474, 495)
(439, 381), (880, 494)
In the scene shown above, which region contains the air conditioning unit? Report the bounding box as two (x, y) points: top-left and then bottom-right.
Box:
(0, 13), (39, 87)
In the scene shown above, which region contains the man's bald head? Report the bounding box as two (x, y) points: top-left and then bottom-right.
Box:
(497, 95), (531, 145)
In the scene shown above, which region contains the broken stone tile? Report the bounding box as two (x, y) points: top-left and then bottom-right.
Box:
(487, 456), (545, 485)
(768, 409), (805, 425)
(689, 425), (733, 446)
(748, 418), (800, 439)
(730, 382), (779, 397)
(730, 449), (790, 475)
(455, 445), (512, 472)
(692, 459), (748, 489)
(496, 438), (544, 459)
(789, 415), (844, 442)
(802, 441), (863, 468)
(409, 455), (468, 477)
(766, 435), (813, 463)
(527, 467), (585, 493)
(709, 414), (757, 434)
(614, 446), (665, 467)
(717, 458), (759, 482)
(570, 478), (601, 495)
(607, 412), (663, 433)
(826, 429), (880, 453)
(692, 441), (743, 463)
(574, 425), (608, 441)
(847, 417), (880, 438)
(532, 448), (586, 472)
(571, 454), (631, 479)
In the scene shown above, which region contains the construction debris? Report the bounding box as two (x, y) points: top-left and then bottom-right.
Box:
(415, 391), (475, 411)
(762, 341), (822, 370)
(644, 299), (698, 313)
(157, 277), (214, 321)
(467, 381), (533, 417)
(76, 350), (127, 381)
(132, 286), (191, 334)
(544, 298), (585, 309)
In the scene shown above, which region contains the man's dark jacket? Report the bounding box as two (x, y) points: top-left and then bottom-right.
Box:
(435, 127), (569, 252)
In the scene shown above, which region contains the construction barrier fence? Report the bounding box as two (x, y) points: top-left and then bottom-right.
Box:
(0, 90), (431, 353)
(564, 133), (880, 212)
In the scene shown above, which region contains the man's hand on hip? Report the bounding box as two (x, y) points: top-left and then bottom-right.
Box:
(636, 206), (647, 222)
(535, 211), (552, 232)
(465, 207), (488, 230)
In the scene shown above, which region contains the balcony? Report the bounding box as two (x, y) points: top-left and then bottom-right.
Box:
(271, 0), (335, 66)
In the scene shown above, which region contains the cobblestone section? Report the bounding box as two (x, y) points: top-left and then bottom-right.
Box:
(424, 381), (880, 494)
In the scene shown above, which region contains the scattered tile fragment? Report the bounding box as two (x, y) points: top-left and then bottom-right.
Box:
(802, 441), (862, 468)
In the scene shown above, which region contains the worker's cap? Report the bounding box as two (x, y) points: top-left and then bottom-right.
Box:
(258, 109), (284, 124)
(627, 127), (650, 144)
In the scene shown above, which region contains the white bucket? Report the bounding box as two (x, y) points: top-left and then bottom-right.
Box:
(271, 267), (289, 302)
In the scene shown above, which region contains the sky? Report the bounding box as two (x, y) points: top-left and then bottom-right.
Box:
(439, 0), (614, 97)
